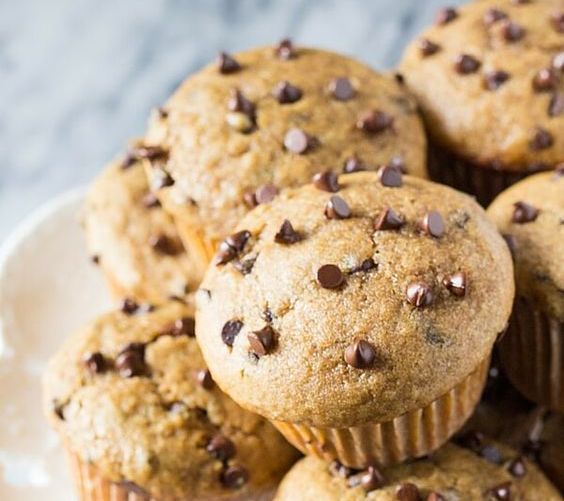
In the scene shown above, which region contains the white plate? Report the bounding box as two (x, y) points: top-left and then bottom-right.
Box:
(0, 189), (112, 500)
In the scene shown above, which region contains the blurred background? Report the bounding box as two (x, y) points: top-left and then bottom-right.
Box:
(0, 0), (464, 239)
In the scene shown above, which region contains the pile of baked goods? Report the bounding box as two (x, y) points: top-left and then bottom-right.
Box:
(42, 0), (563, 499)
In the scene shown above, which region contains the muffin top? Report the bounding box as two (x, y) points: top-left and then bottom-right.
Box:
(43, 301), (298, 500)
(83, 144), (204, 302)
(487, 170), (563, 319)
(273, 440), (561, 501)
(196, 171), (514, 427)
(144, 43), (427, 247)
(400, 0), (564, 171)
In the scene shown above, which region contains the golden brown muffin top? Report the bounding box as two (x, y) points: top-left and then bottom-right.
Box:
(487, 170), (563, 319)
(196, 172), (514, 427)
(400, 0), (564, 171)
(144, 43), (427, 246)
(43, 301), (298, 500)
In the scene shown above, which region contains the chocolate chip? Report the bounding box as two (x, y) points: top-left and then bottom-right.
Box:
(221, 320), (243, 348)
(228, 89), (255, 124)
(273, 81), (302, 104)
(284, 128), (311, 154)
(501, 20), (525, 42)
(248, 326), (277, 357)
(329, 77), (355, 101)
(127, 144), (169, 164)
(529, 127), (554, 150)
(115, 343), (146, 378)
(395, 483), (421, 501)
(549, 92), (564, 116)
(255, 184), (278, 204)
(83, 352), (106, 375)
(275, 38), (295, 60)
(233, 256), (257, 275)
(484, 70), (510, 90)
(356, 110), (393, 134)
(347, 466), (385, 492)
(243, 191), (258, 208)
(553, 52), (564, 72)
(532, 68), (558, 92)
(419, 38), (441, 57)
(90, 255), (100, 265)
(344, 339), (377, 369)
(313, 170), (340, 192)
(351, 258), (377, 273)
(436, 7), (458, 25)
(275, 220), (301, 244)
(512, 201), (539, 224)
(120, 298), (139, 315)
(480, 445), (503, 464)
(508, 456), (527, 478)
(172, 317), (196, 337)
(156, 107), (168, 119)
(486, 482), (511, 500)
(215, 230), (251, 265)
(484, 8), (508, 25)
(325, 195), (351, 219)
(427, 493), (445, 501)
(149, 234), (182, 256)
(142, 192), (161, 208)
(152, 169), (175, 190)
(421, 211), (445, 238)
(343, 155), (365, 173)
(551, 11), (564, 33)
(454, 54), (481, 74)
(374, 207), (404, 230)
(377, 165), (403, 187)
(196, 369), (214, 390)
(207, 434), (236, 461)
(406, 282), (434, 308)
(317, 264), (345, 289)
(221, 465), (249, 489)
(395, 72), (405, 85)
(53, 401), (65, 421)
(217, 52), (241, 74)
(329, 460), (354, 478)
(443, 272), (467, 297)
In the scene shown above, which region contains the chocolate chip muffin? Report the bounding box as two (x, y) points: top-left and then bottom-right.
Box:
(400, 0), (564, 205)
(196, 170), (514, 468)
(143, 42), (428, 273)
(83, 142), (202, 303)
(273, 439), (561, 501)
(487, 170), (563, 411)
(43, 300), (298, 501)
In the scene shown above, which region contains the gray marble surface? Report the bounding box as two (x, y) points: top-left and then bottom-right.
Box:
(0, 0), (465, 240)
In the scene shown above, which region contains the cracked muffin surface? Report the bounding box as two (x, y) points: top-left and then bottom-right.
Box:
(43, 300), (298, 500)
(196, 171), (514, 427)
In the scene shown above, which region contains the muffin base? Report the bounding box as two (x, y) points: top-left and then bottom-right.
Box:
(272, 356), (489, 468)
(428, 144), (535, 207)
(175, 223), (218, 278)
(499, 296), (563, 412)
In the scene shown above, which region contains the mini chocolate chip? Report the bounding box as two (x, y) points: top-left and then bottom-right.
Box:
(91, 254), (100, 265)
(115, 343), (146, 378)
(275, 219), (301, 244)
(508, 456), (527, 477)
(222, 320), (243, 347)
(347, 466), (385, 492)
(512, 201), (539, 223)
(549, 92), (564, 116)
(406, 282), (434, 308)
(484, 8), (508, 25)
(53, 401), (65, 421)
(273, 80), (303, 104)
(233, 256), (257, 275)
(551, 11), (564, 33)
(325, 195), (351, 219)
(343, 155), (365, 173)
(152, 169), (174, 190)
(553, 52), (564, 72)
(255, 184), (278, 204)
(454, 54), (481, 74)
(436, 7), (458, 25)
(529, 127), (554, 150)
(172, 317), (196, 337)
(228, 89), (255, 123)
(486, 482), (511, 500)
(248, 326), (277, 357)
(443, 272), (467, 297)
(329, 460), (354, 478)
(344, 339), (377, 369)
(501, 20), (525, 42)
(480, 445), (503, 464)
(284, 128), (311, 154)
(421, 211), (445, 238)
(215, 230), (251, 265)
(120, 297), (139, 315)
(395, 72), (405, 85)
(484, 70), (510, 90)
(84, 352), (106, 375)
(317, 264), (345, 289)
(129, 144), (169, 163)
(532, 68), (558, 92)
(374, 207), (404, 230)
(156, 107), (168, 119)
(275, 38), (295, 59)
(149, 234), (182, 256)
(217, 52), (241, 74)
(196, 369), (214, 390)
(215, 243), (237, 266)
(142, 192), (161, 208)
(419, 38), (441, 56)
(427, 493), (446, 501)
(329, 77), (355, 101)
(221, 465), (249, 489)
(395, 483), (421, 501)
(356, 110), (393, 134)
(243, 191), (258, 208)
(207, 434), (236, 461)
(313, 170), (340, 192)
(351, 258), (377, 273)
(378, 165), (402, 187)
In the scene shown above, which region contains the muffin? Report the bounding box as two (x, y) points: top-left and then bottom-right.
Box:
(143, 42), (428, 273)
(487, 170), (563, 410)
(400, 0), (564, 205)
(83, 142), (202, 303)
(43, 300), (298, 501)
(196, 170), (514, 468)
(274, 439), (561, 500)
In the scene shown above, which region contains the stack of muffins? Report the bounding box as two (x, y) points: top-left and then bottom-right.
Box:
(42, 1), (563, 500)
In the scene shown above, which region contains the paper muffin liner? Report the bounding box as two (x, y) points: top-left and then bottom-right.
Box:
(428, 144), (532, 207)
(499, 296), (563, 412)
(272, 356), (489, 468)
